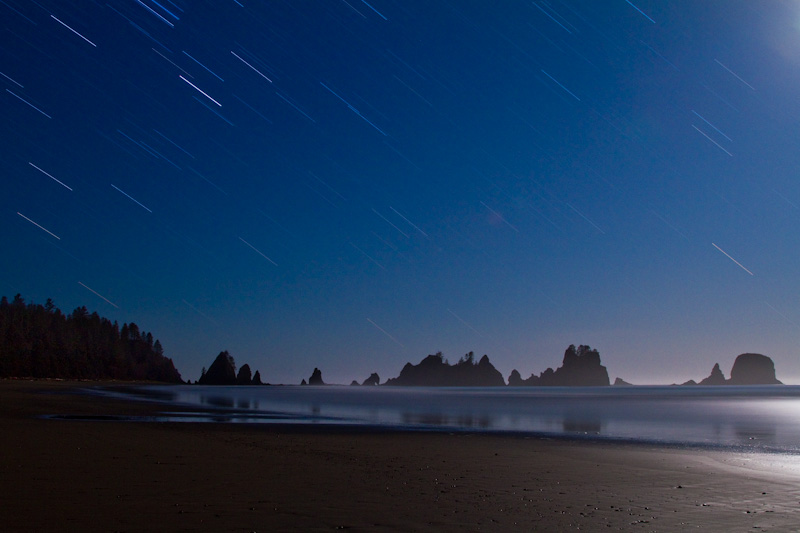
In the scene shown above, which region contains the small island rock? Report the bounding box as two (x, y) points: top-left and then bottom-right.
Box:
(683, 354), (782, 385)
(308, 367), (325, 385)
(198, 351), (237, 385)
(362, 373), (380, 386)
(509, 345), (610, 387)
(698, 363), (726, 385)
(237, 364), (253, 385)
(728, 353), (781, 385)
(384, 352), (505, 387)
(508, 369), (524, 387)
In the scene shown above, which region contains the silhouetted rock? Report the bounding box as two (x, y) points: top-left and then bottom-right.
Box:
(237, 364), (252, 385)
(613, 377), (632, 386)
(300, 378), (307, 386)
(308, 368), (324, 385)
(252, 370), (263, 385)
(350, 380), (360, 386)
(362, 373), (380, 386)
(683, 354), (782, 385)
(384, 352), (505, 386)
(510, 345), (610, 387)
(680, 379), (697, 386)
(508, 369), (524, 386)
(198, 351), (237, 385)
(698, 363), (726, 385)
(508, 368), (546, 386)
(553, 345), (610, 386)
(728, 353), (782, 385)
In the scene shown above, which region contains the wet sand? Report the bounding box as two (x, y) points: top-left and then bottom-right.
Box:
(2, 380), (799, 531)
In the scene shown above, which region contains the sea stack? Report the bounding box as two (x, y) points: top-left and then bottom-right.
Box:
(384, 352), (506, 386)
(698, 363), (726, 385)
(508, 345), (610, 387)
(728, 353), (782, 385)
(308, 368), (325, 385)
(361, 373), (380, 386)
(198, 351), (237, 385)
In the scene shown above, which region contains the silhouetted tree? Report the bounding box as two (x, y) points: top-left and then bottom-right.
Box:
(458, 351), (475, 365)
(0, 295), (182, 382)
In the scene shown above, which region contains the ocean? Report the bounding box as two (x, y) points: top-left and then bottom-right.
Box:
(96, 384), (800, 453)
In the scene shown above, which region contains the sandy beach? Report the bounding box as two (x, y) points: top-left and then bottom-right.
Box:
(1, 380), (799, 531)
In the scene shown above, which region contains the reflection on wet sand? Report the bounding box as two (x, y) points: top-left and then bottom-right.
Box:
(102, 384), (800, 452)
(401, 412), (491, 429)
(562, 419), (602, 434)
(735, 422), (776, 445)
(201, 395), (234, 409)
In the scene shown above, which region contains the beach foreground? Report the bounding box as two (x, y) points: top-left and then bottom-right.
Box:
(1, 381), (799, 531)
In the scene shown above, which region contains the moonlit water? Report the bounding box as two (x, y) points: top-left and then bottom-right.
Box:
(102, 385), (800, 453)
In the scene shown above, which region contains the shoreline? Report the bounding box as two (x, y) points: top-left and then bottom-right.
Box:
(87, 380), (800, 455)
(3, 379), (800, 530)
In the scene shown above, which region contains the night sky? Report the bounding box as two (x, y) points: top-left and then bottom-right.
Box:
(3, 0), (800, 385)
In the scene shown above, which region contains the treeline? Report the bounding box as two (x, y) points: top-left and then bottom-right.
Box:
(0, 294), (182, 382)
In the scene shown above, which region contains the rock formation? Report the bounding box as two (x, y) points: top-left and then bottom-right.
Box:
(198, 351), (237, 385)
(613, 377), (632, 386)
(198, 351), (264, 385)
(507, 369), (524, 387)
(555, 345), (610, 386)
(683, 354), (782, 385)
(728, 353), (782, 385)
(236, 364), (253, 385)
(698, 363), (726, 385)
(308, 367), (325, 385)
(362, 373), (380, 386)
(508, 345), (610, 387)
(384, 352), (506, 386)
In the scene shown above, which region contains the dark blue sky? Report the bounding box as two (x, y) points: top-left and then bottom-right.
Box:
(3, 0), (800, 384)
